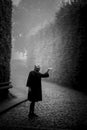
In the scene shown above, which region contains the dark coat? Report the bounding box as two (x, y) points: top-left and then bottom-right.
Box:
(26, 70), (49, 102)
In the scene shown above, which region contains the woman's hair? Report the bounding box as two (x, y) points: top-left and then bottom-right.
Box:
(34, 64), (40, 71)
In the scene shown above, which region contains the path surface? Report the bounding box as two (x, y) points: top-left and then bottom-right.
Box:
(0, 81), (87, 130)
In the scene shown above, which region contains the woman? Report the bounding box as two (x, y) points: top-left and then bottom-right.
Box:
(26, 65), (50, 118)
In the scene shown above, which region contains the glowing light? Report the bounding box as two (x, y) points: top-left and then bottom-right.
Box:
(13, 50), (27, 61)
(19, 33), (22, 37)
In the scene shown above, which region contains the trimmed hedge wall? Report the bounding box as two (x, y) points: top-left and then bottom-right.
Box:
(54, 0), (87, 89)
(0, 0), (12, 83)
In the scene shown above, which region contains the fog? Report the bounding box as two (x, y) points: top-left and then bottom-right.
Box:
(11, 0), (79, 89)
(11, 0), (62, 88)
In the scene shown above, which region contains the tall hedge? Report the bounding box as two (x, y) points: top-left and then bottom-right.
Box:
(0, 0), (12, 83)
(54, 0), (87, 89)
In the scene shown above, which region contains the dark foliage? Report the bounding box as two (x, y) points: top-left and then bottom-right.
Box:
(0, 0), (12, 83)
(55, 0), (87, 90)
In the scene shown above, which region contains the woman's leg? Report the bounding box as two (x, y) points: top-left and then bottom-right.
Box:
(29, 101), (35, 114)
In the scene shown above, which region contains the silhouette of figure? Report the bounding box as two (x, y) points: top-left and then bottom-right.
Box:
(26, 65), (50, 118)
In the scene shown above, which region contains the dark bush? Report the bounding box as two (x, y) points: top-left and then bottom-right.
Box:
(55, 0), (87, 90)
(0, 0), (12, 83)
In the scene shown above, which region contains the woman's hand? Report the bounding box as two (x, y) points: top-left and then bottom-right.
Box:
(47, 68), (53, 73)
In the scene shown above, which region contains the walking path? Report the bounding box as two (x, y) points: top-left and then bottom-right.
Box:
(0, 85), (28, 114)
(0, 81), (87, 129)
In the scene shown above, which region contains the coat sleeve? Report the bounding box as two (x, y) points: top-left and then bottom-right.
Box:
(39, 72), (49, 78)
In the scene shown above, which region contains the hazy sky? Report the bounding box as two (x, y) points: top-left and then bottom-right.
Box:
(12, 0), (69, 59)
(12, 0), (60, 37)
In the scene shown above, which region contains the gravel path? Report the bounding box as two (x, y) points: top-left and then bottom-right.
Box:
(0, 82), (87, 130)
